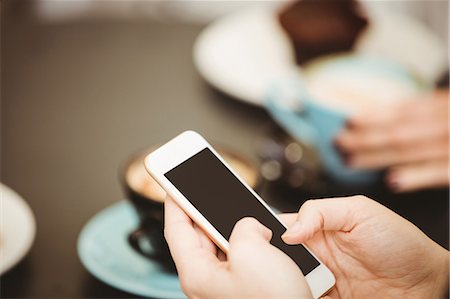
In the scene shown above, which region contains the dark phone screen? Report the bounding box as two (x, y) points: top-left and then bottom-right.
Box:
(165, 148), (320, 274)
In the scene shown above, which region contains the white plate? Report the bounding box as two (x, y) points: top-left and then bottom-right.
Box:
(193, 6), (446, 106)
(193, 7), (296, 106)
(0, 183), (36, 274)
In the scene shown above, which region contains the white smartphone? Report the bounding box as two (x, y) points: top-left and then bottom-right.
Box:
(145, 130), (335, 298)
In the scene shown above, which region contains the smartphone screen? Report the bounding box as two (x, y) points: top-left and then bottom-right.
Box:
(165, 148), (320, 275)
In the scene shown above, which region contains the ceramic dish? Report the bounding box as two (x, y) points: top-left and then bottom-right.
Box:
(77, 201), (186, 298)
(193, 6), (446, 106)
(0, 183), (36, 275)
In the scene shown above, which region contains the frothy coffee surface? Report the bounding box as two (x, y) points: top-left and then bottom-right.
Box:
(126, 149), (258, 203)
(127, 157), (167, 203)
(305, 67), (422, 114)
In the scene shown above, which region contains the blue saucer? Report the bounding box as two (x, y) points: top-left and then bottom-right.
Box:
(77, 201), (186, 298)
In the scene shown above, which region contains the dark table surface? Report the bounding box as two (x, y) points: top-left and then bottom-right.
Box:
(2, 3), (448, 298)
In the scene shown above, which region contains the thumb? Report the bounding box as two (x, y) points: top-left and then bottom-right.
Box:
(282, 196), (367, 245)
(228, 217), (273, 264)
(229, 217), (272, 246)
(228, 218), (313, 299)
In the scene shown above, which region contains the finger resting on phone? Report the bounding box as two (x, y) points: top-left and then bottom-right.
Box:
(283, 197), (362, 245)
(229, 217), (273, 245)
(278, 213), (297, 227)
(193, 223), (218, 255)
(164, 195), (192, 225)
(321, 285), (339, 299)
(164, 196), (221, 276)
(228, 218), (274, 265)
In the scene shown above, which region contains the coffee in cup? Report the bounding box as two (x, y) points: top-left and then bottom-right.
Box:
(304, 57), (425, 114)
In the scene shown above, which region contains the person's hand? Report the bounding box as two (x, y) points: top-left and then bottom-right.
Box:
(282, 195), (449, 299)
(164, 196), (313, 299)
(335, 90), (449, 192)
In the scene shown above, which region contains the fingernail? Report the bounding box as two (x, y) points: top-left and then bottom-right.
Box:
(343, 153), (353, 166)
(282, 221), (303, 239)
(387, 172), (402, 192)
(333, 138), (342, 151)
(345, 119), (355, 129)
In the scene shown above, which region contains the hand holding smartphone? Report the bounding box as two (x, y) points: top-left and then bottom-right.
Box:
(145, 131), (335, 298)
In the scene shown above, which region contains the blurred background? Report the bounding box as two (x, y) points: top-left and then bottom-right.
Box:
(1, 1), (448, 298)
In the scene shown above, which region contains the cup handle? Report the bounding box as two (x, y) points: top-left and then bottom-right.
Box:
(266, 93), (318, 147)
(128, 226), (158, 259)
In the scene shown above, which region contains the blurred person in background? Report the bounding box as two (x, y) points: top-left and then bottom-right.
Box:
(165, 195), (449, 299)
(279, 0), (448, 193)
(335, 90), (449, 193)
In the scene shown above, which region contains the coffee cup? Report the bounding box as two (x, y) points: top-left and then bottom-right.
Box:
(121, 145), (260, 272)
(266, 54), (429, 185)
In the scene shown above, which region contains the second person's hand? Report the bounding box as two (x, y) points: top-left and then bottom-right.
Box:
(335, 91), (449, 193)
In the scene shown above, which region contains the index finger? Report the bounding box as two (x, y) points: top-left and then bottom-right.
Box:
(278, 213), (297, 227)
(282, 196), (372, 245)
